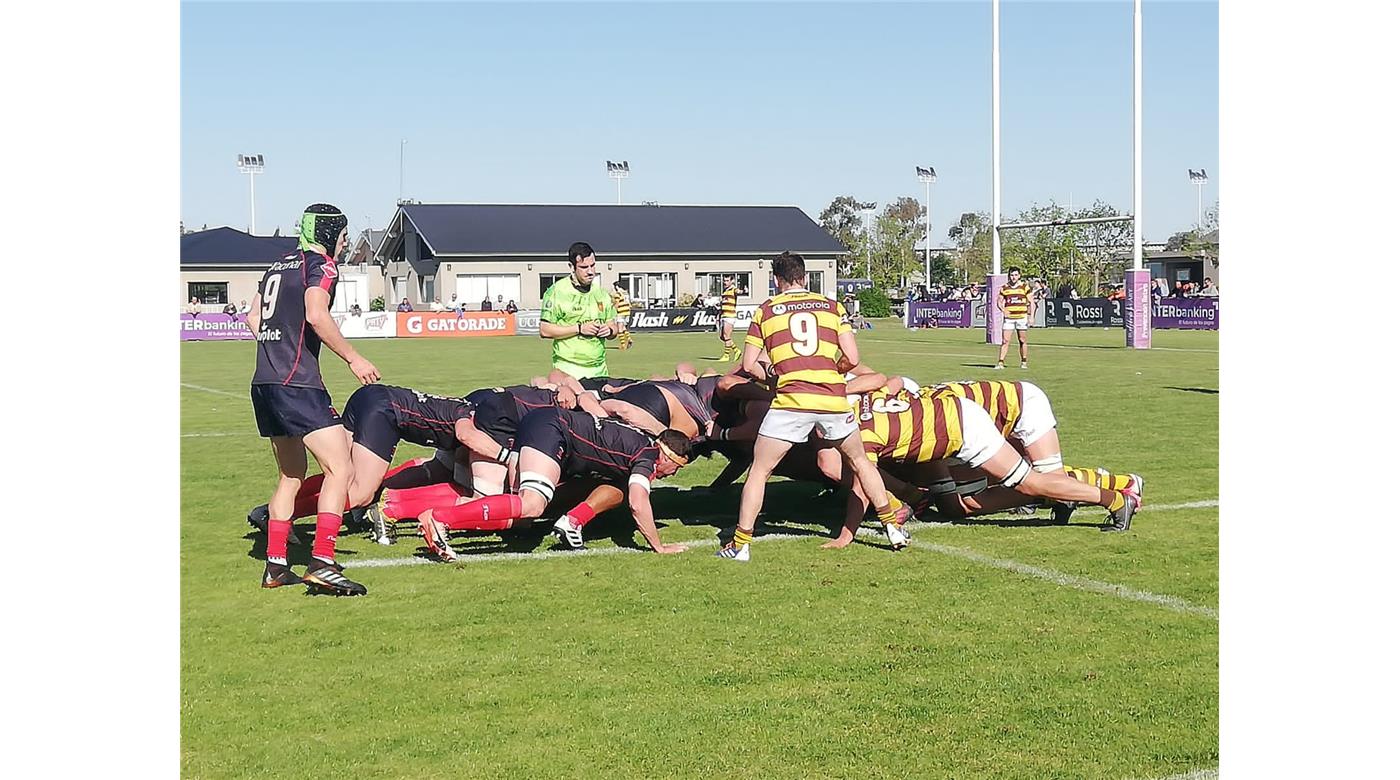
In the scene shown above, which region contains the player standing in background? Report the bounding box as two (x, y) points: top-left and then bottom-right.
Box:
(996, 267), (1034, 370)
(717, 275), (740, 362)
(538, 242), (618, 379)
(717, 252), (907, 561)
(611, 280), (634, 350)
(245, 203), (380, 596)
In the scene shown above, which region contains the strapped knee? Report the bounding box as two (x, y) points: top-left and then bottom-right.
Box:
(1031, 455), (1063, 473)
(1000, 460), (1032, 489)
(518, 471), (555, 502)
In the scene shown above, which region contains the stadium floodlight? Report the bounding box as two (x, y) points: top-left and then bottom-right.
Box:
(606, 160), (630, 205)
(916, 167), (937, 287)
(858, 200), (878, 280)
(235, 153), (265, 234)
(1188, 168), (1209, 229)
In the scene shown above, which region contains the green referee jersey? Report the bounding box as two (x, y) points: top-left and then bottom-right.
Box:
(540, 276), (616, 375)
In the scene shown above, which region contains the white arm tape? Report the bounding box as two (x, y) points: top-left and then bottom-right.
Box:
(628, 473), (652, 492)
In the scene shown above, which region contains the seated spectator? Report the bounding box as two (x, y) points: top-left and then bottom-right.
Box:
(496, 294), (505, 309)
(505, 299), (519, 313)
(350, 303), (363, 317)
(430, 297), (445, 312)
(396, 297), (413, 312)
(448, 293), (461, 312)
(185, 296), (200, 316)
(1199, 278), (1219, 297)
(222, 302), (237, 317)
(238, 299), (250, 315)
(481, 296), (492, 311)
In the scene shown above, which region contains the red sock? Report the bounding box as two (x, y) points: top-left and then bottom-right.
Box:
(565, 502), (597, 527)
(311, 512), (341, 562)
(436, 494), (523, 531)
(383, 483), (468, 520)
(267, 519), (292, 563)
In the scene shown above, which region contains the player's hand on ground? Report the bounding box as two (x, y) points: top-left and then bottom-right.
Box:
(350, 356), (380, 384)
(653, 543), (688, 554)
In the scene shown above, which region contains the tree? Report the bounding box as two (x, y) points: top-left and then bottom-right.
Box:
(947, 211), (992, 283)
(819, 196), (865, 276)
(928, 252), (958, 286)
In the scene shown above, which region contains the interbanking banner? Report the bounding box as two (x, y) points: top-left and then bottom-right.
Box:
(1152, 298), (1219, 330)
(395, 311), (516, 337)
(906, 301), (974, 328)
(180, 313), (253, 341)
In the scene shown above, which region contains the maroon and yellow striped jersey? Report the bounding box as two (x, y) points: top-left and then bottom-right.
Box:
(611, 289), (631, 317)
(855, 389), (966, 464)
(746, 290), (851, 412)
(721, 283), (739, 318)
(999, 283), (1033, 319)
(925, 380), (1025, 438)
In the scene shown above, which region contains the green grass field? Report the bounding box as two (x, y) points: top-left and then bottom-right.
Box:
(181, 324), (1218, 779)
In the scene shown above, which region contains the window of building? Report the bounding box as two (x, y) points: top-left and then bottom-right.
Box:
(695, 272), (753, 300)
(419, 274), (435, 303)
(769, 272), (825, 296)
(540, 273), (571, 298)
(189, 282), (228, 304)
(457, 274), (521, 310)
(618, 272), (677, 308)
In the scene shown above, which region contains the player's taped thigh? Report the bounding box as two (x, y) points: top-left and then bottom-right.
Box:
(518, 471), (556, 502)
(1031, 455), (1064, 473)
(999, 459), (1032, 489)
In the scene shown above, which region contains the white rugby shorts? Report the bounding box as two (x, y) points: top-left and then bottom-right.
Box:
(1010, 382), (1057, 447)
(951, 398), (1008, 468)
(1002, 316), (1030, 331)
(758, 408), (858, 444)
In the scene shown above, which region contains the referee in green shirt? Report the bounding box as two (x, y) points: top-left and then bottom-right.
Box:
(539, 242), (618, 379)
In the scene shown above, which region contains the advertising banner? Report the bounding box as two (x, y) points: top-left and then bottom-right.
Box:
(906, 301), (973, 328)
(625, 305), (758, 332)
(514, 309), (542, 335)
(332, 312), (395, 338)
(396, 311), (517, 338)
(180, 313), (253, 341)
(1152, 298), (1219, 330)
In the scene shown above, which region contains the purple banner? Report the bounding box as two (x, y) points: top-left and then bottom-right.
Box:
(985, 273), (1006, 345)
(1153, 298), (1219, 330)
(1125, 269), (1152, 348)
(180, 313), (254, 341)
(907, 300), (973, 328)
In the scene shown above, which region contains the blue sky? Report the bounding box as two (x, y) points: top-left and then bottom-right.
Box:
(181, 1), (1218, 243)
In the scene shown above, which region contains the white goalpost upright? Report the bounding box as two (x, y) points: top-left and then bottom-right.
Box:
(988, 0), (1151, 349)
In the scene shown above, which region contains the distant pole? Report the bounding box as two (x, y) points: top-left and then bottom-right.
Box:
(399, 139), (407, 201)
(607, 160), (630, 205)
(917, 167), (937, 289)
(236, 154), (264, 234)
(991, 0), (1001, 276)
(1132, 0), (1142, 272)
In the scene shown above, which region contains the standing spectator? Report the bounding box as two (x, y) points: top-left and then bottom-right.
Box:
(350, 303), (363, 317)
(481, 295), (492, 311)
(396, 297), (413, 313)
(238, 299), (251, 316)
(538, 241), (618, 379)
(222, 301), (238, 317)
(496, 294), (504, 310)
(430, 297), (445, 312)
(994, 266), (1035, 370)
(1108, 284), (1126, 302)
(448, 293), (461, 312)
(1200, 278), (1219, 297)
(505, 299), (519, 313)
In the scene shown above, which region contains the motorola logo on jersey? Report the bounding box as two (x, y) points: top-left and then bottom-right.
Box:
(771, 304), (787, 315)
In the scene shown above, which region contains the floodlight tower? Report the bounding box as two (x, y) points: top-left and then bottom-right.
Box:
(235, 154), (265, 234)
(916, 166), (937, 288)
(606, 160), (630, 205)
(859, 200), (878, 280)
(1188, 169), (1209, 229)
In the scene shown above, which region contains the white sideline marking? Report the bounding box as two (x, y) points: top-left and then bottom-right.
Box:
(1142, 499), (1218, 512)
(905, 539), (1218, 619)
(181, 432), (249, 438)
(867, 337), (1217, 354)
(1135, 769), (1218, 780)
(182, 383), (246, 400)
(346, 502), (1219, 619)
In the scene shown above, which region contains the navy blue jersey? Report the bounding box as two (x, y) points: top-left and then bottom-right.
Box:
(383, 386), (473, 450)
(518, 408), (660, 485)
(654, 380), (716, 430)
(252, 250), (339, 388)
(502, 385), (560, 417)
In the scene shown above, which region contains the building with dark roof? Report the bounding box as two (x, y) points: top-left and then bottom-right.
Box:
(374, 203), (847, 310)
(179, 226), (383, 314)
